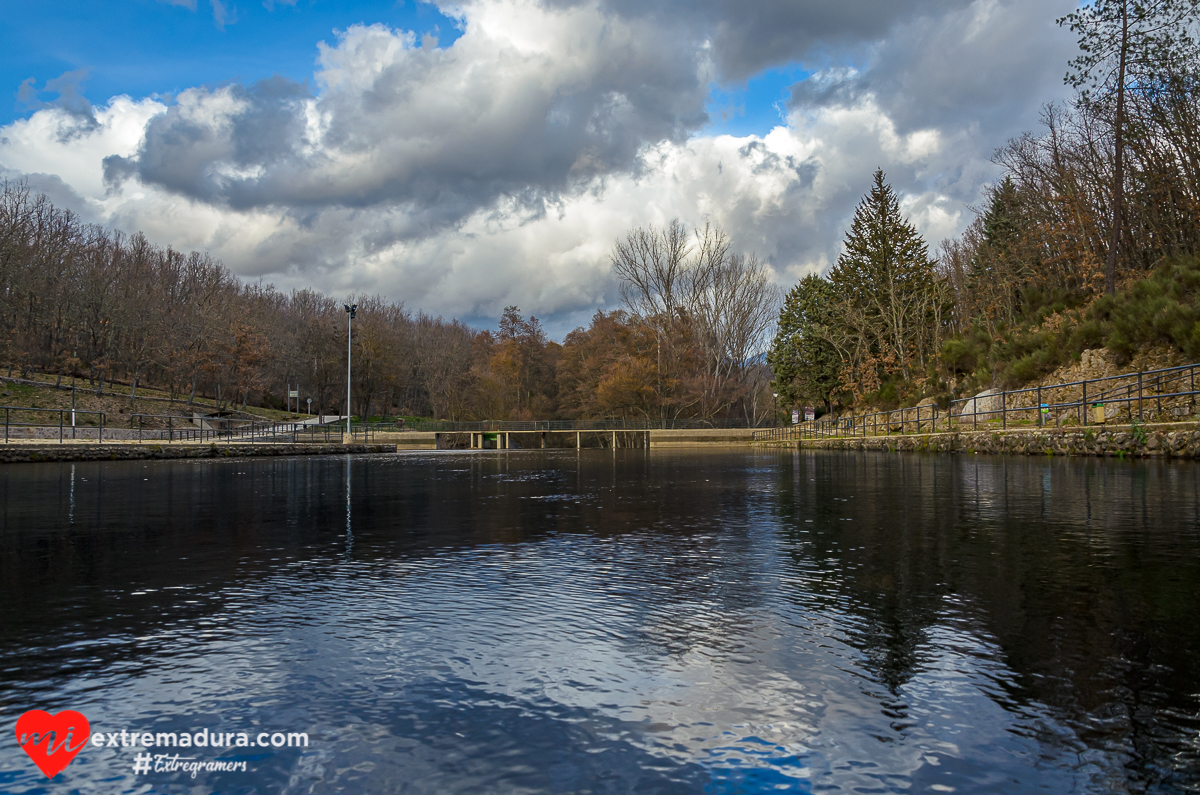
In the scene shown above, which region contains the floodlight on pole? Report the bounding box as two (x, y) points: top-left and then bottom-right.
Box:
(345, 303), (357, 435)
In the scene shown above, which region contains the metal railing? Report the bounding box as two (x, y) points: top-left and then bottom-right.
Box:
(127, 414), (350, 445)
(381, 418), (758, 433)
(2, 405), (107, 443)
(754, 361), (1200, 443)
(1, 408), (364, 446)
(755, 403), (946, 442)
(947, 362), (1198, 431)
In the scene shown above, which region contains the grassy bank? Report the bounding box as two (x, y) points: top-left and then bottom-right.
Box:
(0, 375), (311, 428)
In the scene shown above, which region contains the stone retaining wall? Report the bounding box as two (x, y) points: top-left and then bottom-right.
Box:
(649, 428), (756, 447)
(0, 443), (397, 464)
(791, 422), (1200, 459)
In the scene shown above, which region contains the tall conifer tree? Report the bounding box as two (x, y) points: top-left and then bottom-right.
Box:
(768, 274), (839, 412)
(828, 169), (936, 382)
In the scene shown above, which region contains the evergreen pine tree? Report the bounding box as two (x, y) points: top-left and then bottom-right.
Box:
(969, 177), (1027, 328)
(828, 169), (937, 381)
(767, 274), (840, 413)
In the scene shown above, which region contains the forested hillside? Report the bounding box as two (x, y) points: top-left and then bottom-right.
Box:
(770, 0), (1200, 414)
(0, 184), (778, 423)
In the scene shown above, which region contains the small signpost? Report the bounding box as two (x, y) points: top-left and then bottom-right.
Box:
(791, 408), (800, 425)
(804, 407), (815, 422)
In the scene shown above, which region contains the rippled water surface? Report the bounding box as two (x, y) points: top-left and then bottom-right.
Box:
(2, 449), (1199, 793)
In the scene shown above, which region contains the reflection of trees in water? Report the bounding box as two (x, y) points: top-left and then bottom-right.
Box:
(5, 451), (1200, 788)
(0, 452), (775, 692)
(771, 451), (1200, 789)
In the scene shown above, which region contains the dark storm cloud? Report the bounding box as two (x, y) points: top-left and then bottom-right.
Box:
(7, 0), (1090, 331)
(104, 13), (708, 229)
(789, 0), (1077, 139)
(547, 0), (968, 80)
(106, 0), (1076, 235)
(105, 76), (310, 204)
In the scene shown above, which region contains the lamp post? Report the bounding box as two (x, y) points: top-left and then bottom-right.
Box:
(344, 303), (357, 435)
(773, 392), (779, 427)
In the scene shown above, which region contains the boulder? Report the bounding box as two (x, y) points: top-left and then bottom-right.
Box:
(954, 389), (1003, 416)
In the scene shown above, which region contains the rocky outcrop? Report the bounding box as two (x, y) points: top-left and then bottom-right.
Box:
(795, 422), (1200, 459)
(955, 389), (1003, 416)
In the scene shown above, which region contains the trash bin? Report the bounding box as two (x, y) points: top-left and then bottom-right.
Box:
(1092, 403), (1106, 424)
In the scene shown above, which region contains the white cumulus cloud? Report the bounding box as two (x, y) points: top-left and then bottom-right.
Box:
(0, 0), (1076, 336)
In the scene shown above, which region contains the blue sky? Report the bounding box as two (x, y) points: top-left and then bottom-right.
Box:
(705, 65), (810, 138)
(0, 0), (462, 126)
(2, 0), (798, 137)
(0, 0), (1076, 333)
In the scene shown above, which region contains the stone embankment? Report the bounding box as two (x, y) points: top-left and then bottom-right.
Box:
(0, 442), (397, 464)
(793, 421), (1200, 459)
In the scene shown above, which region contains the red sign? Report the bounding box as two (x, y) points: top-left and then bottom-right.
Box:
(15, 709), (91, 779)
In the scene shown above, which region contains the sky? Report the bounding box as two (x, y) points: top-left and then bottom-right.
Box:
(0, 0), (1079, 336)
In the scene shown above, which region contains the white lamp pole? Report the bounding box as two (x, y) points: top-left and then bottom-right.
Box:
(344, 303), (357, 435)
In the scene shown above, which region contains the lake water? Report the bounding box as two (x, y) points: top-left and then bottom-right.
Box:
(1, 449), (1199, 793)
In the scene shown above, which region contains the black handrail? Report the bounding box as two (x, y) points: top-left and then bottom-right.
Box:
(369, 418), (760, 433)
(753, 361), (1200, 442)
(1, 405), (106, 444)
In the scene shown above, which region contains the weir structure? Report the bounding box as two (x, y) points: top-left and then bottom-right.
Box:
(395, 427), (756, 450)
(460, 430), (648, 450)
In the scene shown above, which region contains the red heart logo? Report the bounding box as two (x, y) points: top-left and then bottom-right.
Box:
(14, 709), (91, 779)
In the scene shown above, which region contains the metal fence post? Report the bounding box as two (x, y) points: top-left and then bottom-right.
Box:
(1138, 371), (1143, 421)
(1082, 380), (1087, 426)
(1002, 392), (1006, 430)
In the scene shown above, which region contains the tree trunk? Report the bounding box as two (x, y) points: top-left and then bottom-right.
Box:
(1106, 0), (1129, 297)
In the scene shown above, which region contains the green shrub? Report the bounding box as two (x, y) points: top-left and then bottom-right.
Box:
(1093, 256), (1200, 362)
(941, 338), (977, 373)
(877, 381), (899, 408)
(936, 256), (1200, 392)
(1003, 355), (1038, 387)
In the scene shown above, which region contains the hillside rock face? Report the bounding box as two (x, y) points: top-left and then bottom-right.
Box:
(955, 389), (1003, 416)
(1041, 346), (1182, 386)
